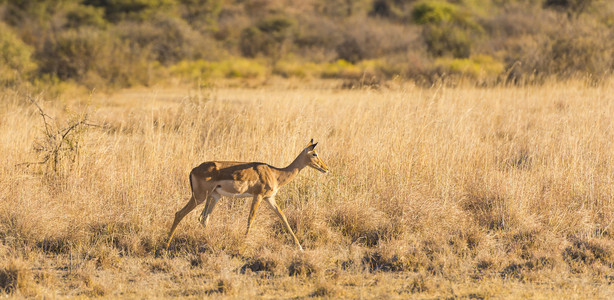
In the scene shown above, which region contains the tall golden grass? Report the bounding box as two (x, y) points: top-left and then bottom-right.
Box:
(1, 80), (614, 297)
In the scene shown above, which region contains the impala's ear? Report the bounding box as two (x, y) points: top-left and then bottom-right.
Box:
(305, 139), (314, 148)
(306, 139), (317, 151)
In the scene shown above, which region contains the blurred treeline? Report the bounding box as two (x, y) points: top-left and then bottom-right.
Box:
(1, 0), (613, 88)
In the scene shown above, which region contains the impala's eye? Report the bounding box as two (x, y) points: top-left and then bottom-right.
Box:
(312, 153), (318, 157)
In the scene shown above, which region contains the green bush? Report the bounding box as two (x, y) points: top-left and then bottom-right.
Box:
(321, 59), (363, 79)
(411, 0), (459, 24)
(37, 27), (150, 88)
(64, 3), (108, 29)
(177, 0), (223, 30)
(239, 16), (295, 61)
(117, 15), (204, 65)
(336, 38), (365, 63)
(0, 22), (37, 85)
(170, 58), (266, 81)
(273, 60), (319, 78)
(412, 1), (483, 58)
(434, 54), (504, 80)
(547, 33), (613, 78)
(272, 59), (398, 80)
(239, 26), (265, 58)
(423, 23), (472, 58)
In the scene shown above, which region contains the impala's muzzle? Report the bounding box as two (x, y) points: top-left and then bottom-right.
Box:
(317, 162), (329, 174)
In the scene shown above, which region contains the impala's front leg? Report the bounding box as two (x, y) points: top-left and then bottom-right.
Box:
(265, 196), (303, 251)
(246, 194), (262, 235)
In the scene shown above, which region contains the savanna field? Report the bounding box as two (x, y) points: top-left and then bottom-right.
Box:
(1, 79), (613, 298)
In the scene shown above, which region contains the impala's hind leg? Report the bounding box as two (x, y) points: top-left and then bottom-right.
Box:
(199, 191), (221, 229)
(166, 195), (198, 249)
(245, 195), (263, 235)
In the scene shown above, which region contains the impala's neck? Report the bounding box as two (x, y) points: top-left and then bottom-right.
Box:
(277, 153), (306, 187)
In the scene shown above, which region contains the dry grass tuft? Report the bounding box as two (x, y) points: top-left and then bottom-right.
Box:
(408, 273), (435, 294)
(148, 259), (175, 273)
(0, 258), (34, 295)
(91, 244), (121, 269)
(288, 253), (322, 277)
(564, 237), (614, 269)
(241, 255), (281, 275)
(310, 279), (343, 297)
(215, 277), (234, 294)
(328, 202), (383, 246)
(460, 181), (516, 231)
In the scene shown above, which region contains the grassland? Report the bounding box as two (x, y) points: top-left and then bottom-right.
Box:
(1, 79), (614, 298)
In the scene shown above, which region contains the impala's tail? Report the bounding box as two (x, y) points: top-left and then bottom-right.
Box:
(189, 171), (194, 198)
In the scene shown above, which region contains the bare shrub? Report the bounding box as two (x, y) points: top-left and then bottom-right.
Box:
(546, 27), (614, 79)
(336, 18), (419, 63)
(20, 97), (95, 176)
(483, 4), (613, 83)
(293, 14), (341, 62)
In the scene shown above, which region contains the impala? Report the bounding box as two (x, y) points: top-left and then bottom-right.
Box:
(166, 139), (329, 251)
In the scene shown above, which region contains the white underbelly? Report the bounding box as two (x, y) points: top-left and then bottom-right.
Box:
(215, 187), (253, 198)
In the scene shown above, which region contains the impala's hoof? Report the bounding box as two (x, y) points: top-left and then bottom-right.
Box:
(198, 214), (208, 229)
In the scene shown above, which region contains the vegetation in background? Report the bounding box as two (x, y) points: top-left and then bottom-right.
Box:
(0, 0), (613, 88)
(0, 22), (37, 86)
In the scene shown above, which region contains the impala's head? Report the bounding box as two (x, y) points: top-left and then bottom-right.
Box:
(303, 139), (329, 174)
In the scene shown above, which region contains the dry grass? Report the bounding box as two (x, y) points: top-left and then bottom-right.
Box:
(1, 79), (614, 298)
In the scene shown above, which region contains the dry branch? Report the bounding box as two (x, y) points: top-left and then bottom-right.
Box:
(16, 96), (100, 172)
